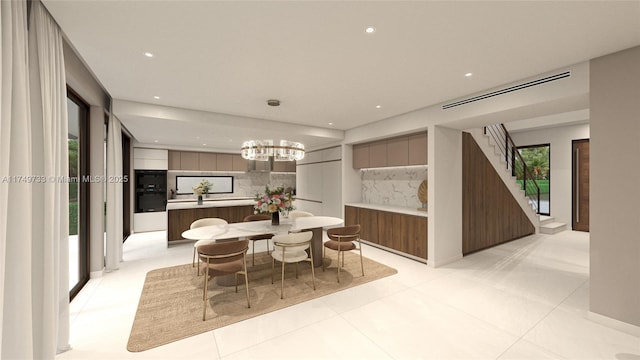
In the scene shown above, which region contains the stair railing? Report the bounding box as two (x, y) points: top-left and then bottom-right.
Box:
(483, 124), (541, 214)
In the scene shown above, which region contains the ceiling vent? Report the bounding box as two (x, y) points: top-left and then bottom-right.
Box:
(442, 71), (571, 110)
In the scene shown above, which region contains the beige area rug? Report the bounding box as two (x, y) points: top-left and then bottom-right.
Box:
(127, 251), (397, 352)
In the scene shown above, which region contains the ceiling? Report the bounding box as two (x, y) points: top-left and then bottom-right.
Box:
(43, 1), (640, 151)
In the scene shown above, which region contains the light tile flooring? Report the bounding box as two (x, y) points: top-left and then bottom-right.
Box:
(57, 230), (640, 359)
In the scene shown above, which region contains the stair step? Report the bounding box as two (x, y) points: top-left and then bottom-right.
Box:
(539, 215), (555, 225)
(540, 222), (567, 234)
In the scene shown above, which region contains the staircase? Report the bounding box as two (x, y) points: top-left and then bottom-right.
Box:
(469, 125), (567, 234)
(539, 215), (567, 234)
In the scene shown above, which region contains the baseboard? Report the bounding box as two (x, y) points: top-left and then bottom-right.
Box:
(429, 253), (463, 268)
(588, 311), (640, 337)
(89, 270), (104, 278)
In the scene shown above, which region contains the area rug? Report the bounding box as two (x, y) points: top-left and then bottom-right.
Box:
(127, 251), (397, 352)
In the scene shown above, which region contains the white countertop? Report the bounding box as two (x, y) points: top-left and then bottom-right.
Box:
(167, 199), (255, 210)
(167, 197), (253, 203)
(345, 202), (428, 217)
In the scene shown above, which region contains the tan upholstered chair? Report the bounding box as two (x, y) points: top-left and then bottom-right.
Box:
(270, 231), (316, 299)
(243, 214), (274, 266)
(197, 239), (250, 321)
(288, 210), (314, 219)
(190, 218), (228, 274)
(323, 225), (364, 283)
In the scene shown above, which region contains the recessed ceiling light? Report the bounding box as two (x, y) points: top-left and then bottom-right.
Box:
(328, 122), (333, 126)
(202, 143), (207, 146)
(144, 52), (154, 58)
(153, 96), (160, 99)
(153, 139), (158, 143)
(465, 72), (473, 77)
(375, 105), (382, 109)
(365, 27), (376, 34)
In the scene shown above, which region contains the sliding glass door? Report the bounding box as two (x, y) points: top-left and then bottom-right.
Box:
(68, 90), (89, 300)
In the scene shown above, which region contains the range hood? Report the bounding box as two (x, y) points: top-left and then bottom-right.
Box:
(246, 157), (273, 172)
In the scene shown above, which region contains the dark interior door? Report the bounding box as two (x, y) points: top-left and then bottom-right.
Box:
(572, 139), (589, 232)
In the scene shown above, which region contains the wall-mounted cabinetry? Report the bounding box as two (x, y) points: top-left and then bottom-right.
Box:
(272, 160), (296, 173)
(345, 205), (427, 260)
(352, 131), (427, 169)
(168, 150), (251, 172)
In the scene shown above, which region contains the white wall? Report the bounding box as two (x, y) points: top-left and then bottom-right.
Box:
(590, 46), (640, 328)
(510, 123), (590, 225)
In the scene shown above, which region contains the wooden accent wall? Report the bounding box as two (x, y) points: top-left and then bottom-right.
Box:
(462, 132), (535, 255)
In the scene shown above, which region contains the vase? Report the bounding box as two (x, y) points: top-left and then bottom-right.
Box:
(271, 211), (280, 226)
(197, 195), (203, 205)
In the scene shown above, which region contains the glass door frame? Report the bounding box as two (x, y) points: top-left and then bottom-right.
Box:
(68, 87), (90, 301)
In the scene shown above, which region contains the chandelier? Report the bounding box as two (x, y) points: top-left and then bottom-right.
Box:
(240, 140), (305, 161)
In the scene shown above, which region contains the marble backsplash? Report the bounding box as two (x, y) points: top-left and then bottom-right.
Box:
(168, 171), (296, 200)
(361, 166), (428, 208)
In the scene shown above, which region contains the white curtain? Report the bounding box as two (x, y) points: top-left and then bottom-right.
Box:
(106, 114), (123, 271)
(0, 0), (70, 358)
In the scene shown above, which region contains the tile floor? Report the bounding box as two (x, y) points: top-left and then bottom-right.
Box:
(57, 230), (640, 359)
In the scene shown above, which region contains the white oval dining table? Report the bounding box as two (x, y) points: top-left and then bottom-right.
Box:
(182, 216), (344, 267)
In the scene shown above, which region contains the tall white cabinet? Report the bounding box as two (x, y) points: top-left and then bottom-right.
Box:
(295, 146), (342, 217)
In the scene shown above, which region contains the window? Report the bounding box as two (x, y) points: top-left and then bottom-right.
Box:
(513, 144), (550, 215)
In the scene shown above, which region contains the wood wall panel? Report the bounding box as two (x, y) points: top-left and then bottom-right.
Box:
(462, 132), (535, 255)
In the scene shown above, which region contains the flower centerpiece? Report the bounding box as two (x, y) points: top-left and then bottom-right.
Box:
(254, 185), (294, 225)
(193, 179), (212, 205)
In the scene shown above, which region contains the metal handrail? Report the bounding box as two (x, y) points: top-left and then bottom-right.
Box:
(483, 124), (541, 214)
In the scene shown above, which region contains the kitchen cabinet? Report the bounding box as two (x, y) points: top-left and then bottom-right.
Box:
(345, 204), (427, 260)
(180, 151), (200, 170)
(272, 160), (296, 172)
(232, 154), (247, 171)
(408, 132), (428, 165)
(386, 136), (409, 166)
(369, 140), (387, 168)
(352, 131), (427, 169)
(353, 144), (370, 169)
(199, 152), (217, 171)
(167, 204), (254, 242)
(216, 153), (233, 171)
(168, 150), (181, 170)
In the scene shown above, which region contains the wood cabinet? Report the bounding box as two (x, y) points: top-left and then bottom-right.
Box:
(180, 151), (200, 170)
(167, 151), (255, 172)
(232, 154), (247, 171)
(168, 150), (181, 170)
(216, 154), (233, 171)
(387, 136), (409, 166)
(369, 141), (388, 168)
(353, 144), (370, 169)
(345, 205), (427, 259)
(272, 160), (296, 173)
(199, 152), (217, 171)
(408, 132), (428, 165)
(167, 204), (254, 241)
(352, 131), (427, 169)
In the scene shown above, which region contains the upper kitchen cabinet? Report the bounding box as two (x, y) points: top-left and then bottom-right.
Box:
(198, 152), (217, 171)
(133, 148), (168, 170)
(353, 143), (370, 169)
(352, 131), (427, 169)
(232, 154), (247, 171)
(272, 160), (296, 173)
(408, 132), (428, 165)
(180, 151), (200, 170)
(216, 153), (233, 171)
(387, 136), (409, 166)
(168, 150), (181, 170)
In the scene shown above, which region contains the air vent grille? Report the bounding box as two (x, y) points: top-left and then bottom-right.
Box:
(442, 71), (571, 110)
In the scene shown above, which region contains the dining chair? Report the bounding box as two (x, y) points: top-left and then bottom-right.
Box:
(197, 239), (250, 321)
(190, 218), (228, 275)
(243, 214), (274, 266)
(270, 231), (316, 299)
(323, 225), (364, 283)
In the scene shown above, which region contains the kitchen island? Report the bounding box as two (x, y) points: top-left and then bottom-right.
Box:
(166, 198), (256, 243)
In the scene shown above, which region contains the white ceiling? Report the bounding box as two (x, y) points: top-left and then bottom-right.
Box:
(43, 1), (640, 151)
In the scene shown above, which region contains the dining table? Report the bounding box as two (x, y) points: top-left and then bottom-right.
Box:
(181, 215), (344, 268)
